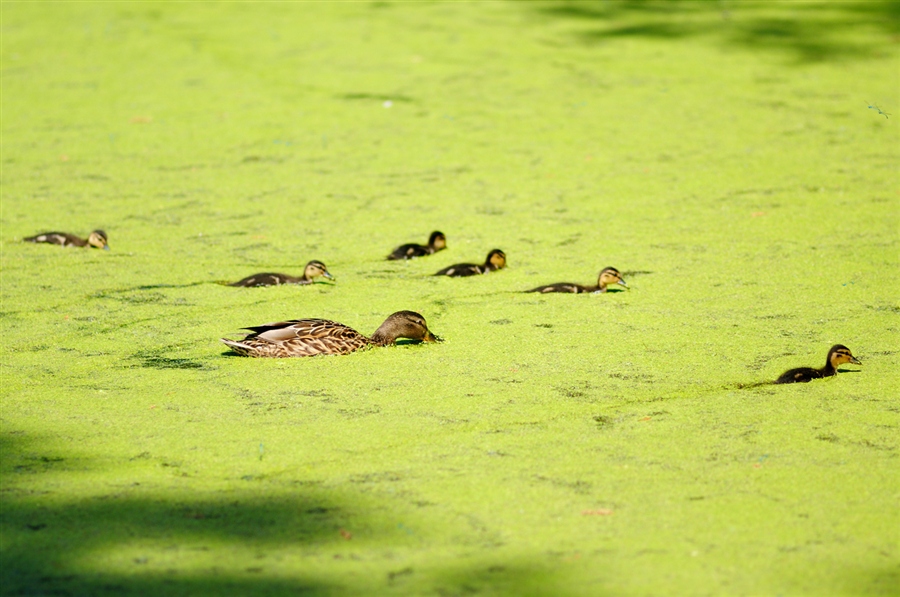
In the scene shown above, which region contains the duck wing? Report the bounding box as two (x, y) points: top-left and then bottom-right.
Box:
(774, 367), (821, 384)
(388, 243), (428, 260)
(24, 232), (84, 246)
(526, 283), (586, 293)
(239, 318), (371, 356)
(230, 273), (297, 287)
(434, 263), (481, 277)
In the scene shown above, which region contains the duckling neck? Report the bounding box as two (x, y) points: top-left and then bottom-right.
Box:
(819, 359), (837, 377)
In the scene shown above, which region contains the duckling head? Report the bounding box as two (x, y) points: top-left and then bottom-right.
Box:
(429, 231), (447, 251)
(89, 230), (110, 250)
(598, 267), (626, 290)
(487, 249), (507, 269)
(371, 310), (442, 346)
(305, 260), (335, 282)
(828, 344), (861, 368)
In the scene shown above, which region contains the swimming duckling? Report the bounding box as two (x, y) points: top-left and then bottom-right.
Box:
(221, 310), (441, 357)
(774, 344), (861, 384)
(526, 266), (627, 294)
(387, 231), (447, 260)
(229, 260), (335, 287)
(24, 230), (109, 250)
(434, 249), (506, 277)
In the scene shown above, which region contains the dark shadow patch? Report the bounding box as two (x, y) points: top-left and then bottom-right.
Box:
(557, 387), (587, 398)
(394, 338), (431, 346)
(533, 0), (898, 63)
(92, 290), (167, 304)
(388, 567), (414, 582)
(337, 92), (414, 102)
(132, 355), (213, 370)
(337, 406), (382, 419)
(241, 155), (288, 164)
(489, 319), (513, 325)
(865, 304), (900, 314)
(851, 439), (894, 451)
(731, 381), (774, 390)
(350, 472), (403, 484)
(607, 372), (655, 383)
(298, 389), (332, 398)
(593, 415), (614, 429)
(533, 474), (592, 495)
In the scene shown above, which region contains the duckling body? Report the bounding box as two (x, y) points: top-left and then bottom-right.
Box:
(230, 260), (334, 288)
(388, 231), (446, 260)
(527, 266), (627, 294)
(434, 249), (506, 277)
(221, 310), (440, 358)
(775, 344), (861, 384)
(24, 230), (109, 250)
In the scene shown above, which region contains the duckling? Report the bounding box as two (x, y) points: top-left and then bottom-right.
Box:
(221, 310), (441, 357)
(774, 344), (861, 384)
(229, 260), (335, 287)
(526, 266), (627, 294)
(387, 231), (447, 260)
(24, 230), (109, 250)
(434, 249), (506, 277)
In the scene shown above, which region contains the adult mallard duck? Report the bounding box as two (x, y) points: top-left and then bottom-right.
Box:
(774, 344), (861, 384)
(387, 231), (446, 260)
(229, 260), (335, 287)
(434, 249), (506, 277)
(526, 266), (627, 294)
(221, 310), (441, 357)
(24, 230), (109, 250)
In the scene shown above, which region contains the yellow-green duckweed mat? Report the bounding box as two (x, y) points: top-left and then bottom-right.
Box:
(2, 2), (898, 596)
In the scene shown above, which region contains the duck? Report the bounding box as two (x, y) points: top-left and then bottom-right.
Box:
(774, 344), (861, 384)
(229, 260), (335, 287)
(221, 310), (441, 357)
(24, 230), (109, 250)
(526, 266), (627, 294)
(434, 249), (506, 277)
(387, 231), (446, 260)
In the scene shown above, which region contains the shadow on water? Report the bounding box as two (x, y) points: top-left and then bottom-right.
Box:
(533, 0), (900, 62)
(0, 433), (585, 597)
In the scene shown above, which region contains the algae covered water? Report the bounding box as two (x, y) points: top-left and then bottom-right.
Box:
(2, 2), (898, 595)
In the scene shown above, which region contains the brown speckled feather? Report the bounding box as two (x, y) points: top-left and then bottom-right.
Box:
(223, 319), (371, 357)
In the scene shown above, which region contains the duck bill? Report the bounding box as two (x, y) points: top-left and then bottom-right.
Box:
(103, 245), (111, 251)
(849, 356), (861, 365)
(423, 330), (443, 343)
(322, 271), (335, 281)
(617, 279), (627, 288)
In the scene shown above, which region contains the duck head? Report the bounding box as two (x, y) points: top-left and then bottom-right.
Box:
(429, 231), (447, 251)
(487, 249), (507, 270)
(370, 310), (442, 345)
(828, 344), (861, 368)
(304, 260), (335, 282)
(598, 267), (627, 290)
(89, 230), (110, 250)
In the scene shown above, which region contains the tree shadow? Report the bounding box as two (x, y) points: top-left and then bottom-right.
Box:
(1, 432), (588, 596)
(534, 0), (900, 63)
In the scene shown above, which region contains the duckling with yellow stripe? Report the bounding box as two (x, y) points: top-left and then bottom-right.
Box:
(526, 266), (626, 294)
(24, 230), (109, 250)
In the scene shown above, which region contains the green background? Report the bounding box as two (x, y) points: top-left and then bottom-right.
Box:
(2, 2), (898, 595)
